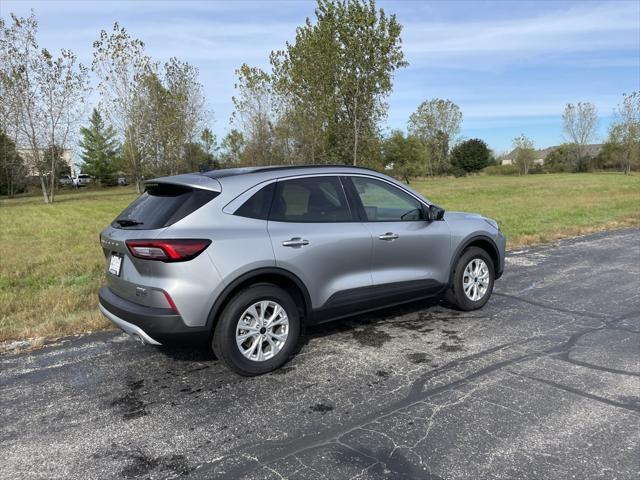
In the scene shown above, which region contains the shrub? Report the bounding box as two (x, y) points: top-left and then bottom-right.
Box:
(481, 164), (519, 176)
(450, 138), (491, 173)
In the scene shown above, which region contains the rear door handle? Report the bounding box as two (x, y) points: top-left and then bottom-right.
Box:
(378, 232), (399, 241)
(282, 237), (310, 248)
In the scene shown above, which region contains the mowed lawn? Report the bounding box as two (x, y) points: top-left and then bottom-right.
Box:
(1, 173), (639, 343)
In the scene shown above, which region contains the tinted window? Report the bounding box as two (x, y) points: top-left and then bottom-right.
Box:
(351, 177), (424, 222)
(235, 183), (275, 220)
(270, 177), (351, 223)
(113, 184), (218, 230)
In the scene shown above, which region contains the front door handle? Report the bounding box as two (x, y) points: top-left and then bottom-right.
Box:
(282, 237), (310, 248)
(378, 232), (399, 241)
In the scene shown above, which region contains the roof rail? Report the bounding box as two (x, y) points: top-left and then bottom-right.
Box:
(200, 164), (380, 179)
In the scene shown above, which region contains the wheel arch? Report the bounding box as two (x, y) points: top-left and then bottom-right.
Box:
(206, 267), (312, 336)
(448, 235), (501, 285)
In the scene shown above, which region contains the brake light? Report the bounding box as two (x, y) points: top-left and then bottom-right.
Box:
(126, 239), (211, 262)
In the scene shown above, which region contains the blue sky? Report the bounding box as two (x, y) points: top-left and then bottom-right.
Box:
(3, 0), (639, 154)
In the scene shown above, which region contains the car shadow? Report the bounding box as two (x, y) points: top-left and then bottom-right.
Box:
(155, 296), (456, 363)
(299, 296), (448, 347)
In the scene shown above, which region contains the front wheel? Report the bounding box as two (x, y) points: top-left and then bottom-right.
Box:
(447, 247), (495, 311)
(212, 284), (300, 376)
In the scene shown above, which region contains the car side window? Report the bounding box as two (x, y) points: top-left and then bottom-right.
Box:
(235, 183), (275, 220)
(269, 176), (352, 222)
(351, 177), (424, 222)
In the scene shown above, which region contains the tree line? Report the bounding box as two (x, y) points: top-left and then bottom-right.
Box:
(0, 14), (215, 198)
(1, 1), (638, 202)
(508, 97), (639, 176)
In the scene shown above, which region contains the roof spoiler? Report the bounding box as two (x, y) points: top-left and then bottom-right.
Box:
(144, 173), (221, 192)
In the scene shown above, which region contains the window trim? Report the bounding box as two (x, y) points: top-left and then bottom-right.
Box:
(227, 172), (432, 223)
(343, 175), (428, 223)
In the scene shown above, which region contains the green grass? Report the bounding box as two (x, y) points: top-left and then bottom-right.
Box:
(0, 187), (138, 343)
(1, 173), (639, 343)
(412, 173), (640, 245)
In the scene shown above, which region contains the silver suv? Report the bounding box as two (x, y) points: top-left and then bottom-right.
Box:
(99, 166), (505, 375)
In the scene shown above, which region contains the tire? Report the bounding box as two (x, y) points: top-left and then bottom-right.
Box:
(447, 247), (495, 311)
(212, 283), (300, 376)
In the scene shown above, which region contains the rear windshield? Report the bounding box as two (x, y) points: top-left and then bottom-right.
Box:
(113, 183), (218, 230)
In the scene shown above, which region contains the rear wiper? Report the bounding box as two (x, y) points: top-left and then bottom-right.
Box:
(116, 219), (144, 227)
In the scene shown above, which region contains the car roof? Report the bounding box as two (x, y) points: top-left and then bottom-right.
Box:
(147, 165), (383, 193)
(146, 164), (433, 205)
(199, 164), (379, 179)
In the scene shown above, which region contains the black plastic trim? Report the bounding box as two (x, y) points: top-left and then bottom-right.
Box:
(98, 287), (208, 343)
(205, 267), (313, 330)
(448, 235), (502, 284)
(310, 279), (445, 324)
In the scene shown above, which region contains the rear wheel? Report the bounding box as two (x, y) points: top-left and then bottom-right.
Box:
(447, 247), (495, 311)
(212, 284), (300, 376)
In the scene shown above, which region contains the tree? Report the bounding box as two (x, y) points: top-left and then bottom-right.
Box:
(270, 0), (407, 165)
(78, 108), (121, 183)
(450, 138), (491, 173)
(0, 130), (26, 196)
(159, 57), (208, 174)
(408, 98), (462, 175)
(92, 23), (150, 192)
(183, 142), (215, 172)
(512, 134), (536, 175)
(1, 12), (90, 203)
(220, 129), (245, 164)
(545, 144), (579, 172)
(382, 131), (425, 183)
(562, 102), (598, 171)
(232, 64), (276, 166)
(605, 92), (639, 175)
(200, 128), (216, 158)
(596, 141), (625, 171)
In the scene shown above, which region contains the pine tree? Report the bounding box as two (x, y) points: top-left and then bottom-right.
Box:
(79, 108), (121, 183)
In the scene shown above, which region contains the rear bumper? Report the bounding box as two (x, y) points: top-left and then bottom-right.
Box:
(98, 304), (162, 345)
(98, 287), (209, 344)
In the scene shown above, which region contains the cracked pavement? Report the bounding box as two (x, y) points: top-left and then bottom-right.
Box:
(1, 228), (639, 479)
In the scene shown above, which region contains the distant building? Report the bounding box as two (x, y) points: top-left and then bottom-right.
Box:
(501, 144), (602, 166)
(16, 148), (73, 177)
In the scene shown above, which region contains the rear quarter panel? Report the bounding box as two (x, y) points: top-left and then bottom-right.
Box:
(161, 203), (276, 326)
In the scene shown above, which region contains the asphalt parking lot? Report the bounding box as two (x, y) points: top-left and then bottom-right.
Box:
(1, 228), (639, 479)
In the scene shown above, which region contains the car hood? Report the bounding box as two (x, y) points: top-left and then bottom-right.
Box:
(444, 211), (499, 230)
(444, 211), (485, 221)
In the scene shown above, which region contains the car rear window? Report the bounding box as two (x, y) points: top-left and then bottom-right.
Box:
(113, 183), (218, 230)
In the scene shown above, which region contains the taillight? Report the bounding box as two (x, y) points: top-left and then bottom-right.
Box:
(126, 239), (211, 262)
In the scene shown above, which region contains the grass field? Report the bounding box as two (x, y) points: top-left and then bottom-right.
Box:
(1, 173), (639, 343)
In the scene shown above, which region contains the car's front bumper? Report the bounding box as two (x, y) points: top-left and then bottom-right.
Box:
(98, 287), (208, 345)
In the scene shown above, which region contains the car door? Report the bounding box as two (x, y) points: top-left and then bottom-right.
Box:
(345, 175), (451, 289)
(267, 175), (373, 310)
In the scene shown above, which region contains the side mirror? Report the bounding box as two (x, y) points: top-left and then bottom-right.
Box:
(426, 204), (445, 221)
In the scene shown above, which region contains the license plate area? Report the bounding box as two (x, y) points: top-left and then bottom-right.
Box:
(108, 253), (123, 276)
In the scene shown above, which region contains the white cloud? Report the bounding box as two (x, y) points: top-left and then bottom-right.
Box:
(401, 1), (639, 66)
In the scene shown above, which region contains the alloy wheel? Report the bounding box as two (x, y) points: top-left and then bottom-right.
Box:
(235, 300), (289, 361)
(462, 258), (490, 302)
